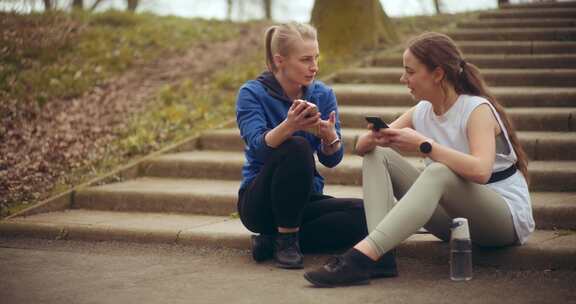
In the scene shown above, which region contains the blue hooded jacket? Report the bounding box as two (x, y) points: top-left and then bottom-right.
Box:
(236, 71), (344, 193)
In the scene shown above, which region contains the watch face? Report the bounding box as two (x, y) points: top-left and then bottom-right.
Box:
(420, 141), (432, 154)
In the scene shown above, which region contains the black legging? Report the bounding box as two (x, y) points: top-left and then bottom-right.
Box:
(237, 136), (368, 253)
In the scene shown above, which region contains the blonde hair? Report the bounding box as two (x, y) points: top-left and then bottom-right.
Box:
(265, 22), (317, 73)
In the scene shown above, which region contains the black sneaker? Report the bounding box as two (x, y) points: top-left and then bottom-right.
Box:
(251, 234), (274, 262)
(370, 250), (398, 278)
(274, 232), (304, 269)
(304, 252), (371, 287)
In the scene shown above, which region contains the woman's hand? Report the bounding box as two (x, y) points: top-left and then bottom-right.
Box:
(355, 124), (392, 155)
(382, 128), (428, 154)
(317, 111), (338, 142)
(317, 111), (342, 155)
(285, 99), (321, 133)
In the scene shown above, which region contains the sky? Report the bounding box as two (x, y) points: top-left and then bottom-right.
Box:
(1, 0), (525, 20)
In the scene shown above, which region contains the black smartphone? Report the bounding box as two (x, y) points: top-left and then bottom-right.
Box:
(365, 116), (389, 131)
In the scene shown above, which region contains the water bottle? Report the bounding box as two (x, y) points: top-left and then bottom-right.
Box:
(450, 217), (473, 281)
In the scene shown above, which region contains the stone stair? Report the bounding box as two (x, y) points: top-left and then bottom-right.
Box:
(2, 2), (576, 270)
(455, 41), (576, 54)
(334, 67), (576, 87)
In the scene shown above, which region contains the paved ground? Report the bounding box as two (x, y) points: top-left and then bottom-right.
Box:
(1, 238), (575, 304)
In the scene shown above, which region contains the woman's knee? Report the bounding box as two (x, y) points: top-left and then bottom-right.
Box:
(276, 136), (312, 156)
(421, 162), (457, 182)
(271, 136), (315, 174)
(363, 147), (395, 166)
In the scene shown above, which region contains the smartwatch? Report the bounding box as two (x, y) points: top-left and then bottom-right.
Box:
(419, 141), (432, 154)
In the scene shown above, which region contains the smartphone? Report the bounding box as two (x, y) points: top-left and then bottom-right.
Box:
(304, 102), (318, 118)
(365, 116), (389, 131)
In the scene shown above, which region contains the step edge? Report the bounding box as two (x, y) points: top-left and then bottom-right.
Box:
(1, 220), (574, 270)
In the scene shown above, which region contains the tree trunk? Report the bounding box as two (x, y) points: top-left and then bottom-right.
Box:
(127, 0), (139, 12)
(498, 0), (510, 8)
(43, 0), (53, 11)
(263, 0), (272, 20)
(90, 0), (105, 11)
(227, 0), (233, 20)
(310, 0), (398, 56)
(433, 0), (441, 14)
(72, 0), (84, 10)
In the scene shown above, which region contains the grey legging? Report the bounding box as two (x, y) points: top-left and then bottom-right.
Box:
(362, 147), (517, 257)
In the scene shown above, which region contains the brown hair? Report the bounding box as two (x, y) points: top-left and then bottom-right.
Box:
(407, 32), (529, 180)
(264, 22), (317, 73)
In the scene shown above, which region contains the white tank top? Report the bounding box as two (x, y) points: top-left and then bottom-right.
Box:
(412, 95), (534, 244)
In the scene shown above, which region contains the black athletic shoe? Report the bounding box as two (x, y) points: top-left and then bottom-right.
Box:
(274, 232), (304, 269)
(251, 234), (274, 262)
(370, 250), (398, 278)
(304, 252), (371, 287)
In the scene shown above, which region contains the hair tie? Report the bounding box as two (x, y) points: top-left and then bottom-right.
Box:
(459, 60), (467, 74)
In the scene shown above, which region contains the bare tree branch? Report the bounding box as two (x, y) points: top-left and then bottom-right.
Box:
(433, 0), (441, 14)
(90, 0), (105, 11)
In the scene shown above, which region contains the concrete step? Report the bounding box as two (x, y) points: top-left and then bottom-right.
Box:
(338, 105), (576, 132)
(0, 210), (245, 247)
(139, 151), (576, 192)
(500, 1), (576, 10)
(72, 178), (362, 216)
(370, 54), (576, 69)
(531, 192), (576, 230)
(342, 129), (576, 161)
(458, 18), (576, 29)
(332, 84), (576, 108)
(518, 131), (576, 160)
(74, 178), (241, 216)
(478, 8), (576, 19)
(456, 41), (576, 55)
(197, 128), (576, 161)
(447, 28), (576, 42)
(72, 177), (576, 230)
(334, 67), (576, 87)
(0, 209), (574, 270)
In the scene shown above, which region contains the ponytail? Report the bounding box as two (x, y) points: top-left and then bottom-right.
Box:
(265, 26), (277, 72)
(460, 62), (529, 182)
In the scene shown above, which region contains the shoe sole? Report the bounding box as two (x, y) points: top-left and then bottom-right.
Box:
(275, 261), (304, 269)
(303, 273), (370, 288)
(370, 270), (399, 279)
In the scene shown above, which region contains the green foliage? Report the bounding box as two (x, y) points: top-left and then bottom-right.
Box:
(1, 10), (239, 106)
(89, 9), (141, 27)
(0, 11), (253, 218)
(114, 54), (262, 158)
(390, 13), (474, 38)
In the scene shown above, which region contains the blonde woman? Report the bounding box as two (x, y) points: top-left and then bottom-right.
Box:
(235, 23), (398, 274)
